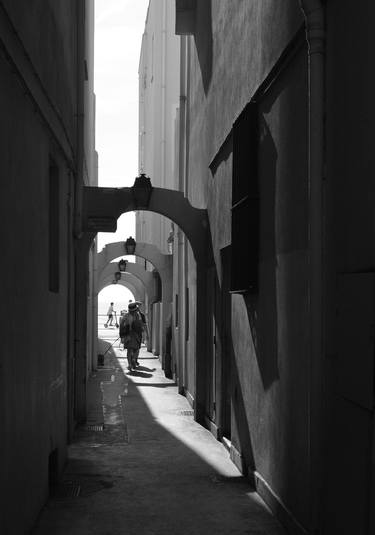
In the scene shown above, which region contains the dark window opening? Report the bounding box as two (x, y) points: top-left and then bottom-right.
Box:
(230, 102), (259, 293)
(49, 160), (59, 293)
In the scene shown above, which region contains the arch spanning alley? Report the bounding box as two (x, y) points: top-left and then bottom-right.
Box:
(99, 270), (154, 353)
(82, 183), (212, 421)
(97, 241), (172, 302)
(97, 240), (173, 361)
(83, 186), (209, 266)
(97, 277), (143, 303)
(99, 261), (158, 304)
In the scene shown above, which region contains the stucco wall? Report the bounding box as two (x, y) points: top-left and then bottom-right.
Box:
(137, 0), (180, 255)
(324, 2), (375, 533)
(0, 51), (71, 530)
(0, 2), (88, 532)
(2, 0), (78, 141)
(188, 0), (303, 207)
(185, 0), (310, 529)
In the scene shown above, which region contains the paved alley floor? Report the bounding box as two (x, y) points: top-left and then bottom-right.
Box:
(32, 346), (286, 535)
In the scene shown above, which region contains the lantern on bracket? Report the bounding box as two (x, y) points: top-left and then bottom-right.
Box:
(118, 259), (127, 272)
(125, 236), (136, 255)
(114, 271), (121, 282)
(131, 173), (153, 208)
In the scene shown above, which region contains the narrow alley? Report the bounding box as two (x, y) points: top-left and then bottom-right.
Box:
(2, 1), (375, 533)
(32, 344), (285, 535)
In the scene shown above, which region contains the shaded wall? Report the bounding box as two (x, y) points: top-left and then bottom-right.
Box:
(324, 1), (375, 533)
(172, 0), (375, 532)
(184, 0), (311, 531)
(2, 0), (78, 139)
(0, 1), (94, 532)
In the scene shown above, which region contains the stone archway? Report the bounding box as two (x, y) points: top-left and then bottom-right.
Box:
(99, 261), (158, 304)
(97, 241), (173, 363)
(97, 241), (172, 301)
(83, 186), (209, 265)
(96, 277), (142, 340)
(99, 269), (156, 354)
(97, 277), (143, 303)
(82, 183), (212, 421)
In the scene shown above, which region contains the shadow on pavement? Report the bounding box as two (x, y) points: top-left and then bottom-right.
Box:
(135, 365), (156, 372)
(132, 382), (177, 388)
(127, 370), (153, 378)
(31, 347), (286, 535)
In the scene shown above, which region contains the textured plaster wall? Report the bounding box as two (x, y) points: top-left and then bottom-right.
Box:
(0, 3), (79, 532)
(186, 244), (196, 399)
(250, 47), (309, 524)
(186, 0), (310, 528)
(323, 2), (375, 532)
(2, 0), (77, 141)
(137, 0), (180, 255)
(188, 0), (303, 207)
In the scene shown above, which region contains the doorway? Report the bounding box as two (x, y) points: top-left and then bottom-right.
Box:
(220, 245), (232, 440)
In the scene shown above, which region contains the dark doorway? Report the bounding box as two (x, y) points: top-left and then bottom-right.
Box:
(48, 448), (59, 495)
(206, 266), (217, 422)
(220, 246), (232, 439)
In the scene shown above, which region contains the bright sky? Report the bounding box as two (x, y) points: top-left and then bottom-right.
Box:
(95, 0), (149, 304)
(94, 0), (150, 253)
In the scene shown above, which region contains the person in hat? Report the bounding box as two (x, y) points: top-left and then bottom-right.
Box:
(127, 300), (148, 343)
(121, 301), (143, 371)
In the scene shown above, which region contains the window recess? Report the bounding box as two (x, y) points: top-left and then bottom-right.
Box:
(230, 102), (259, 294)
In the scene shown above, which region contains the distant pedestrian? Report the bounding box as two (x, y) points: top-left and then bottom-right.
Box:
(138, 305), (149, 345)
(104, 302), (115, 327)
(119, 310), (127, 350)
(121, 301), (143, 371)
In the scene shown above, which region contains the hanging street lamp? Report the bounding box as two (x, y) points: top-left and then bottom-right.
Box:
(125, 236), (136, 255)
(118, 259), (127, 272)
(114, 271), (121, 281)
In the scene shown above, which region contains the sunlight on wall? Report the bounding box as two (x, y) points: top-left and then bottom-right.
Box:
(94, 0), (150, 250)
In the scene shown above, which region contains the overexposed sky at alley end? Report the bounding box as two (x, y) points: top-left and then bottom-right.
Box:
(95, 0), (150, 252)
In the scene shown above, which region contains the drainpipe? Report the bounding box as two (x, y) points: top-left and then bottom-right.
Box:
(179, 36), (187, 194)
(299, 1), (325, 532)
(159, 0), (169, 364)
(73, 0), (86, 422)
(178, 36), (187, 389)
(161, 0), (167, 244)
(74, 0), (85, 239)
(92, 240), (98, 371)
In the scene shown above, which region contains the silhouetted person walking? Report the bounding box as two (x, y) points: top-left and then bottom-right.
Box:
(121, 301), (143, 371)
(104, 302), (115, 327)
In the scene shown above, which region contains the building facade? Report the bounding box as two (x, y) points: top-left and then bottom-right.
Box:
(136, 0), (180, 360)
(0, 1), (97, 532)
(138, 1), (375, 533)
